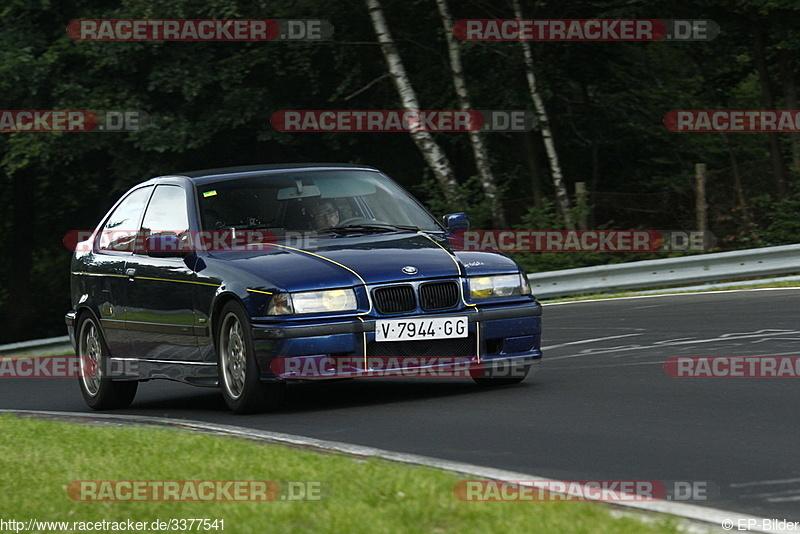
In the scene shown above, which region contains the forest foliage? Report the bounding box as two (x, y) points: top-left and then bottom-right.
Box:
(1, 0), (798, 341)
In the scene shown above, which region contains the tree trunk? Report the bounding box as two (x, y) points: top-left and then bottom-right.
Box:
(581, 83), (600, 193)
(720, 132), (748, 215)
(751, 15), (787, 196)
(520, 131), (544, 210)
(511, 0), (573, 229)
(778, 49), (800, 175)
(434, 0), (507, 227)
(365, 0), (462, 206)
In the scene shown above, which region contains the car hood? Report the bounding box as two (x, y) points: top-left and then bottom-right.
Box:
(206, 232), (519, 291)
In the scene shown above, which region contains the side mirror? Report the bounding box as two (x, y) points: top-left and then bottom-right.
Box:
(442, 212), (470, 233)
(145, 234), (190, 258)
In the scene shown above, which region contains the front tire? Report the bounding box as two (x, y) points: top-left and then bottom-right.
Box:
(217, 301), (285, 414)
(77, 313), (137, 410)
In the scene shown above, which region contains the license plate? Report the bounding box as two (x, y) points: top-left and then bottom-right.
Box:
(375, 317), (468, 342)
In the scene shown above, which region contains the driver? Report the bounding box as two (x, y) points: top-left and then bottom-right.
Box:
(309, 200), (340, 229)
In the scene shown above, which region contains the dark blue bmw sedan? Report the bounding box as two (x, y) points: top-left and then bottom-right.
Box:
(66, 164), (542, 413)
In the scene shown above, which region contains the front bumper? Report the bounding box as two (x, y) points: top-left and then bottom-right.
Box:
(251, 301), (542, 381)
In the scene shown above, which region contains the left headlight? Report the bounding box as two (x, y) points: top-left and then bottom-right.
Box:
(469, 273), (531, 300)
(267, 288), (358, 315)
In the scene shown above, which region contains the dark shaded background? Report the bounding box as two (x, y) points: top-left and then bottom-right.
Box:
(2, 0), (799, 342)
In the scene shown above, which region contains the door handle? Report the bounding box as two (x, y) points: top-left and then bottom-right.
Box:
(125, 268), (136, 279)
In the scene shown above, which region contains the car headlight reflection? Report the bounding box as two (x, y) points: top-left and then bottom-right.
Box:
(469, 274), (529, 300)
(267, 288), (358, 315)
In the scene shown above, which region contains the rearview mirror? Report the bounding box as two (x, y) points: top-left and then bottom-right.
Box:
(277, 184), (321, 200)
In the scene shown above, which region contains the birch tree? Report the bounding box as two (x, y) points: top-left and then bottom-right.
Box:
(435, 0), (507, 227)
(365, 0), (462, 205)
(511, 0), (574, 229)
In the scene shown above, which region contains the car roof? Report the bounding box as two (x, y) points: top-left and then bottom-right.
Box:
(158, 163), (381, 186)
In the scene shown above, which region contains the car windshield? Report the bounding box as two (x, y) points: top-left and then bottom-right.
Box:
(197, 170), (442, 234)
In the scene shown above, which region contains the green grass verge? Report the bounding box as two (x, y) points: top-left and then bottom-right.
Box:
(0, 415), (681, 533)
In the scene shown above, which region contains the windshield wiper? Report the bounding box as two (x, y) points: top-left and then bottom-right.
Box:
(316, 223), (420, 235)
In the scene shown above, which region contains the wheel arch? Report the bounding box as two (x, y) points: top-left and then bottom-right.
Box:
(74, 305), (106, 346)
(75, 304), (101, 322)
(209, 292), (248, 349)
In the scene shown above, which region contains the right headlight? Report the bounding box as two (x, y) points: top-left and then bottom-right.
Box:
(469, 273), (531, 300)
(267, 288), (358, 315)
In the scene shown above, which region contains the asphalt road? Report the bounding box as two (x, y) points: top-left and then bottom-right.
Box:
(3, 289), (800, 521)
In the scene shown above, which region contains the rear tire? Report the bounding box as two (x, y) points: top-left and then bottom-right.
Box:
(77, 313), (137, 410)
(217, 301), (285, 414)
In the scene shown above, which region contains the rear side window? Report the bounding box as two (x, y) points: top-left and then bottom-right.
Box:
(140, 185), (190, 237)
(96, 186), (153, 253)
(135, 185), (191, 254)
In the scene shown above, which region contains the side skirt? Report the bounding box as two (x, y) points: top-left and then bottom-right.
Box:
(108, 358), (219, 387)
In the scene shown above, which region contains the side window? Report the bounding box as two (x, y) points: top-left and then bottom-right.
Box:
(96, 186), (153, 253)
(138, 185), (190, 251)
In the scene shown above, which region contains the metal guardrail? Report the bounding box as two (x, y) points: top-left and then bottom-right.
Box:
(0, 336), (72, 357)
(528, 243), (800, 298)
(1, 244), (798, 353)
